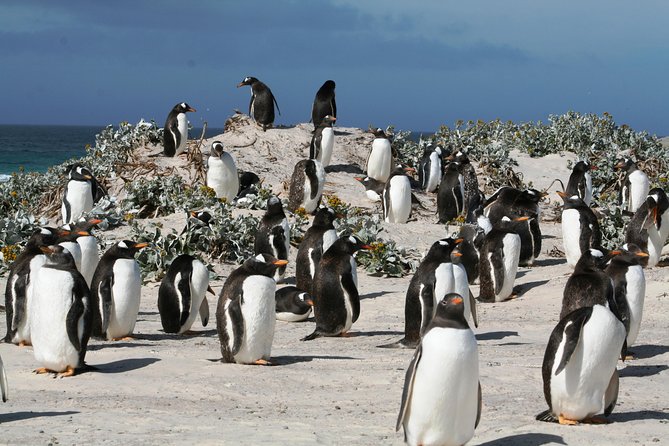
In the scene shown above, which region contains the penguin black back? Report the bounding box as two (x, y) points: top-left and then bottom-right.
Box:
(566, 161), (593, 205)
(163, 102), (196, 157)
(237, 76), (280, 131)
(560, 249), (612, 319)
(437, 162), (464, 223)
(295, 206), (337, 295)
(311, 80), (336, 128)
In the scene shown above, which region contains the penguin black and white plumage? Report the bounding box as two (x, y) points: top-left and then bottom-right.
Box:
(437, 162), (464, 224)
(163, 102), (196, 157)
(566, 161), (595, 206)
(502, 213), (541, 267)
(311, 80), (336, 128)
(56, 226), (90, 275)
(396, 293), (481, 446)
(537, 292), (626, 425)
(484, 187), (544, 223)
(237, 76), (280, 131)
(354, 176), (384, 202)
(90, 240), (147, 340)
(309, 115), (336, 167)
(207, 141), (239, 202)
(295, 206), (338, 295)
(560, 248), (613, 320)
(624, 195), (657, 267)
(447, 150), (480, 218)
(558, 191), (602, 268)
(478, 216), (522, 303)
(275, 286), (313, 322)
(452, 245), (478, 329)
(30, 245), (92, 377)
(158, 254), (213, 334)
(616, 158), (650, 213)
(647, 187), (669, 267)
(287, 159), (325, 214)
(0, 352), (7, 402)
(457, 224), (484, 284)
(383, 165), (413, 224)
(61, 164), (96, 225)
(254, 196), (291, 282)
(64, 218), (101, 287)
(216, 254), (287, 365)
(302, 236), (370, 341)
(3, 227), (62, 345)
(366, 128), (393, 183)
(418, 145), (443, 193)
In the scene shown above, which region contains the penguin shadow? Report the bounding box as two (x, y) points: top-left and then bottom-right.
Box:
(324, 164), (364, 174)
(532, 258), (566, 267)
(134, 329), (218, 341)
(608, 409), (669, 423)
(349, 330), (404, 338)
(360, 291), (391, 300)
(0, 410), (80, 424)
(87, 342), (154, 351)
(476, 331), (519, 341)
(475, 432), (566, 446)
(628, 344), (669, 359)
(270, 354), (361, 366)
(89, 357), (161, 374)
(333, 129), (355, 136)
(619, 364), (669, 378)
(513, 280), (550, 297)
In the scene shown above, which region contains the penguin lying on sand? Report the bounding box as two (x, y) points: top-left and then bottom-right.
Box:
(275, 286), (314, 322)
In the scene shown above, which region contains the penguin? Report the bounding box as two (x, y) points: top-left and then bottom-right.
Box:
(309, 115), (336, 167)
(396, 293), (481, 446)
(275, 286), (314, 322)
(447, 150), (480, 218)
(418, 145), (443, 193)
(558, 191), (602, 268)
(478, 216), (522, 302)
(206, 141), (239, 202)
(536, 291), (626, 425)
(302, 236), (370, 340)
(4, 227), (62, 345)
(647, 187), (669, 267)
(354, 176), (384, 202)
(452, 245), (478, 329)
(437, 162), (464, 223)
(90, 240), (147, 340)
(624, 195), (657, 267)
(65, 218), (101, 287)
(382, 165), (413, 224)
(287, 159), (325, 214)
(157, 254), (214, 334)
(616, 158), (650, 213)
(163, 102), (196, 157)
(366, 128), (393, 183)
(56, 226), (92, 274)
(61, 164), (96, 224)
(237, 76), (280, 131)
(560, 248), (613, 320)
(237, 171), (261, 197)
(311, 80), (336, 128)
(0, 352), (7, 402)
(254, 196), (291, 282)
(295, 206), (338, 295)
(484, 187), (544, 223)
(30, 245), (92, 377)
(216, 254), (287, 365)
(503, 213), (541, 267)
(566, 161), (595, 206)
(457, 223), (485, 284)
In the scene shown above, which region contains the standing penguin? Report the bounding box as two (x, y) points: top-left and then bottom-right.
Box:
(302, 236), (370, 340)
(383, 165), (413, 224)
(61, 164), (96, 224)
(478, 216), (522, 302)
(418, 145), (443, 193)
(30, 245), (92, 377)
(457, 224), (485, 284)
(295, 206), (338, 295)
(437, 162), (464, 223)
(624, 195), (657, 267)
(158, 254), (213, 334)
(448, 150), (480, 218)
(354, 176), (384, 202)
(484, 187), (544, 223)
(66, 218), (101, 287)
(237, 76), (280, 131)
(0, 352), (7, 402)
(366, 128), (393, 183)
(560, 248), (613, 319)
(503, 213), (541, 267)
(616, 158), (650, 213)
(647, 187), (669, 267)
(90, 240), (147, 340)
(311, 80), (336, 128)
(566, 161), (595, 206)
(207, 141), (239, 202)
(275, 286), (314, 322)
(163, 102), (196, 157)
(397, 294), (481, 446)
(309, 115), (336, 167)
(216, 254), (287, 365)
(287, 159), (325, 214)
(254, 196), (291, 282)
(452, 246), (478, 329)
(558, 191), (602, 268)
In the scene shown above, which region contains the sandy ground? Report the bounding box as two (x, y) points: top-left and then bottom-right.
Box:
(1, 118), (668, 445)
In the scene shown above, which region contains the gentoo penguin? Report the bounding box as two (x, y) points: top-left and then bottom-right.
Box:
(216, 254), (287, 365)
(309, 115), (336, 167)
(457, 223), (485, 284)
(237, 76), (280, 131)
(452, 245), (478, 329)
(560, 248), (613, 319)
(254, 196), (291, 282)
(295, 206), (338, 295)
(383, 165), (413, 224)
(275, 286), (314, 322)
(90, 240), (147, 340)
(647, 187), (669, 267)
(354, 176), (384, 202)
(616, 158), (650, 213)
(503, 213), (541, 267)
(624, 195), (656, 267)
(30, 245), (92, 377)
(65, 218), (101, 287)
(484, 187), (544, 223)
(287, 159), (325, 214)
(566, 161), (595, 206)
(396, 294), (481, 446)
(606, 244), (648, 352)
(418, 145), (443, 193)
(448, 150), (480, 218)
(536, 291), (626, 425)
(206, 141), (239, 202)
(56, 226), (90, 274)
(61, 164), (96, 224)
(437, 162), (464, 223)
(163, 102), (196, 157)
(4, 227), (61, 345)
(311, 80), (336, 128)
(558, 191), (602, 268)
(478, 216), (522, 302)
(302, 236), (370, 340)
(366, 128), (393, 183)
(157, 254), (213, 334)
(0, 352), (7, 401)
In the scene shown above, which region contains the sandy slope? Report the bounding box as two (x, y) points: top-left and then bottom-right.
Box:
(0, 117), (667, 445)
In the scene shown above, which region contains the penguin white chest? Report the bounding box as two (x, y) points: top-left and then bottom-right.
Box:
(433, 263), (455, 309)
(367, 139), (392, 182)
(627, 170), (649, 212)
(235, 276), (276, 363)
(59, 241), (82, 272)
(175, 113), (189, 154)
(14, 254), (48, 344)
(385, 176), (412, 224)
(496, 233), (521, 301)
(624, 265), (646, 346)
(77, 236), (99, 287)
(583, 172), (593, 206)
(207, 153), (239, 202)
(62, 180), (93, 224)
(425, 152), (442, 192)
(107, 259), (141, 339)
(178, 260), (210, 334)
(302, 161), (325, 214)
(319, 127), (335, 167)
(562, 209), (582, 267)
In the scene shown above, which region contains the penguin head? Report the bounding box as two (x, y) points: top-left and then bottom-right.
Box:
(66, 164), (94, 181)
(447, 150), (470, 165)
(318, 80), (336, 94)
(331, 235), (371, 255)
(445, 161), (461, 174)
(27, 227), (63, 250)
(556, 190), (585, 208)
(612, 243), (649, 266)
(56, 226), (91, 242)
(614, 157), (636, 172)
(313, 206), (338, 227)
(575, 248), (608, 271)
(369, 127), (388, 139)
(211, 141), (225, 157)
(40, 244), (77, 269)
(298, 292), (314, 307)
(72, 218), (102, 233)
(188, 210), (213, 227)
(426, 237), (459, 261)
(354, 176), (384, 193)
(266, 196), (284, 215)
(245, 253), (288, 278)
(320, 115), (336, 127)
(573, 160), (594, 173)
(237, 76), (258, 88)
(173, 102), (196, 113)
(523, 188), (546, 203)
(434, 293), (468, 325)
(113, 240), (149, 257)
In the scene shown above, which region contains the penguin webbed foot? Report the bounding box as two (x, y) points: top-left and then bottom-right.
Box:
(34, 367), (52, 375)
(535, 410), (558, 423)
(253, 359), (272, 366)
(111, 335), (135, 341)
(558, 414), (579, 425)
(377, 338), (418, 349)
(58, 366), (76, 378)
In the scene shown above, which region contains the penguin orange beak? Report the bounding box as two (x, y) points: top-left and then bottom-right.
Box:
(207, 286), (216, 295)
(452, 297), (463, 304)
(273, 260), (289, 266)
(609, 250), (622, 256)
(83, 175), (92, 180)
(403, 167), (416, 174)
(354, 177), (364, 182)
(305, 297), (314, 307)
(614, 161), (625, 169)
(88, 218), (103, 225)
(452, 251), (463, 257)
(360, 244), (372, 250)
(236, 82), (246, 88)
(77, 231), (90, 236)
(39, 246), (54, 254)
(515, 216), (530, 221)
(187, 106), (196, 112)
(133, 242), (149, 249)
(636, 252), (649, 258)
(455, 238), (464, 244)
(556, 191), (568, 199)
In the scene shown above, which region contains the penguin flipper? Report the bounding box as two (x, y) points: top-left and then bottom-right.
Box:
(476, 381), (482, 428)
(490, 248), (506, 296)
(0, 354), (7, 402)
(170, 120), (181, 152)
(396, 343), (423, 434)
(341, 269), (360, 324)
(604, 368), (619, 416)
(199, 296), (210, 327)
(11, 275), (28, 331)
(177, 271), (192, 328)
(220, 297), (244, 362)
(469, 288), (479, 328)
(418, 283), (434, 337)
(271, 92), (281, 116)
(382, 185), (391, 221)
(66, 295), (85, 352)
(305, 162), (320, 200)
(98, 276), (114, 335)
(555, 307), (593, 376)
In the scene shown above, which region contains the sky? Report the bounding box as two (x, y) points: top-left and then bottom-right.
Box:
(1, 1), (668, 136)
